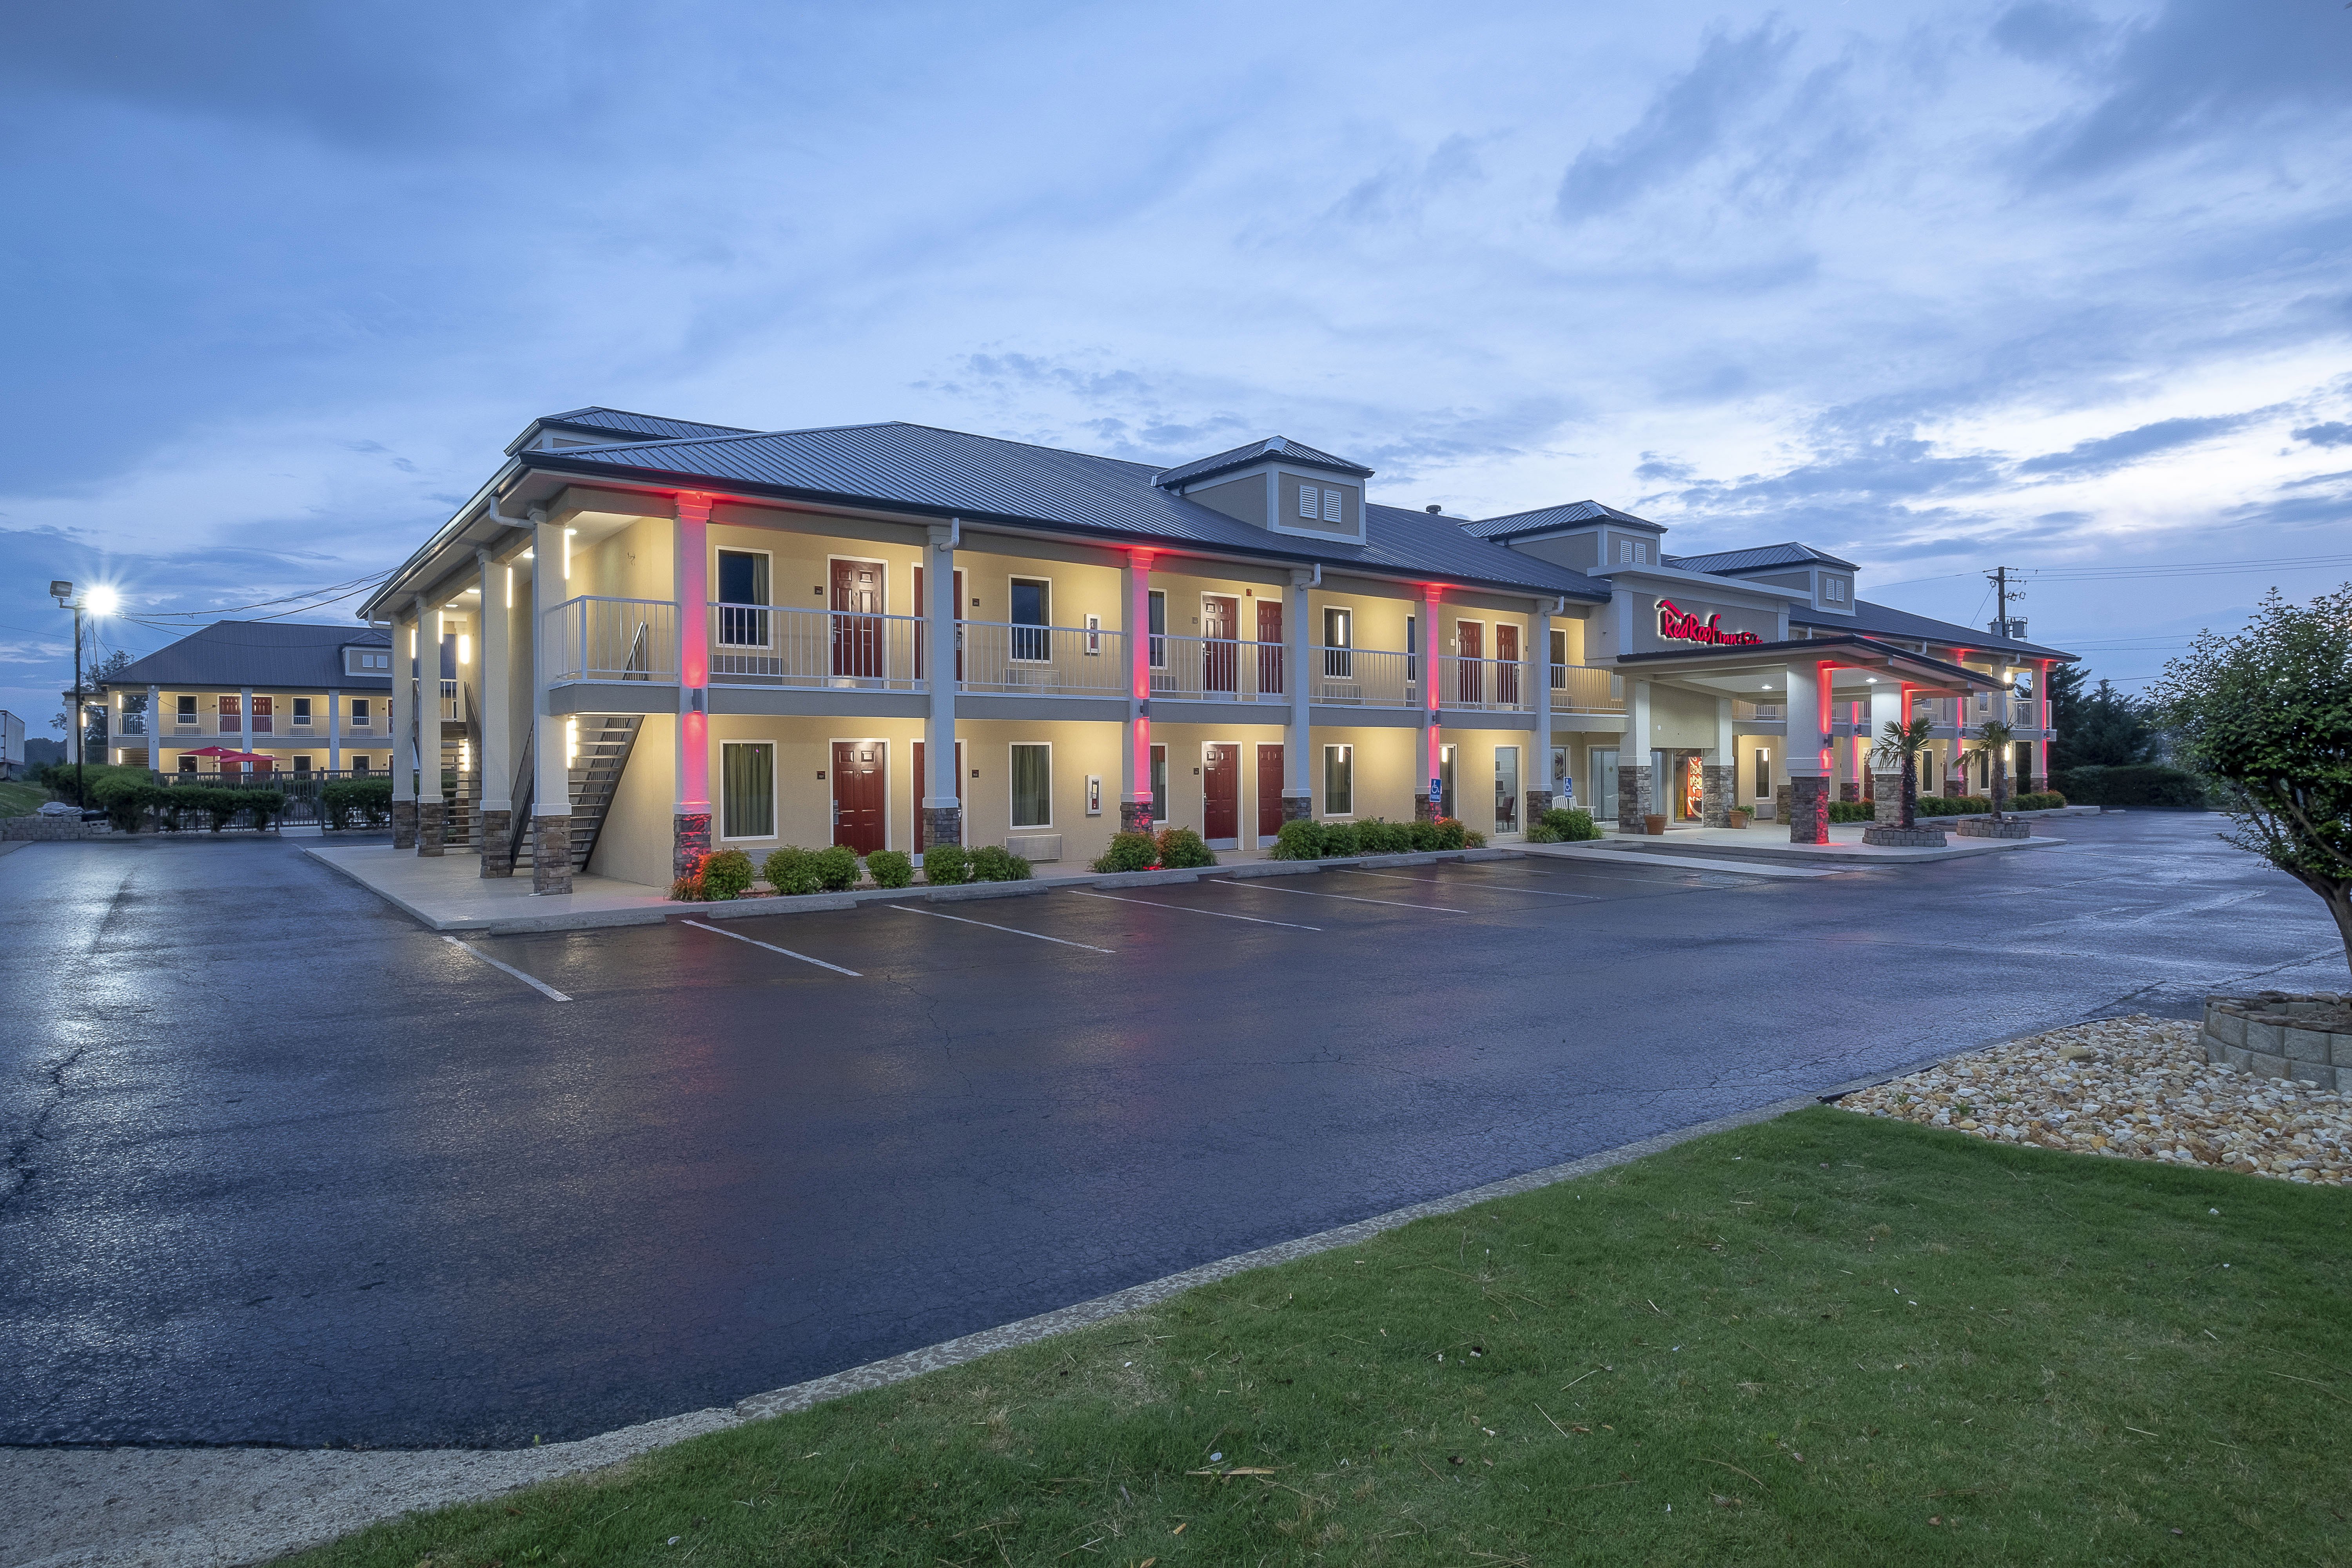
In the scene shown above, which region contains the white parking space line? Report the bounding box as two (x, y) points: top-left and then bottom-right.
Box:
(681, 918), (863, 976)
(1068, 890), (1322, 931)
(1335, 868), (1598, 901)
(1214, 879), (1468, 914)
(892, 904), (1115, 953)
(441, 935), (572, 1001)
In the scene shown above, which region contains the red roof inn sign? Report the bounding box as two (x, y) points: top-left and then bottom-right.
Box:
(1656, 599), (1762, 647)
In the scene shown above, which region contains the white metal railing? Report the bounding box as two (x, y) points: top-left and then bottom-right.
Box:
(1310, 646), (1415, 707)
(1733, 699), (1785, 723)
(1553, 665), (1625, 715)
(440, 679), (463, 721)
(544, 596), (677, 683)
(960, 621), (1127, 696)
(1441, 656), (1534, 712)
(708, 603), (925, 691)
(1150, 636), (1286, 702)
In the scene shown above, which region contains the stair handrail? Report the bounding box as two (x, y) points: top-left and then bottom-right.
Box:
(505, 725), (535, 869)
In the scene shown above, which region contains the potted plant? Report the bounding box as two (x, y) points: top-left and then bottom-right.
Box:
(1642, 812), (1668, 835)
(1727, 807), (1751, 829)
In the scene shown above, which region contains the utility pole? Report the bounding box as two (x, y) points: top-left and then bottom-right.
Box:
(1985, 566), (2025, 640)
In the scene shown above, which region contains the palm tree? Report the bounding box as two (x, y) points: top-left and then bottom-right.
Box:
(1960, 718), (2016, 820)
(1869, 716), (1935, 830)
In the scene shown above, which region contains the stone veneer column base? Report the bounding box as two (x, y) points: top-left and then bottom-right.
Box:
(1786, 776), (1829, 844)
(1861, 824), (1948, 848)
(673, 811), (712, 880)
(2201, 992), (2351, 1092)
(1414, 794), (1441, 824)
(923, 805), (965, 851)
(532, 815), (574, 895)
(1698, 767), (1733, 828)
(476, 809), (513, 876)
(390, 800), (417, 849)
(1617, 764), (1654, 833)
(1524, 788), (1553, 827)
(1280, 790), (1313, 826)
(416, 801), (446, 857)
(1955, 816), (2031, 840)
(1871, 772), (1905, 824)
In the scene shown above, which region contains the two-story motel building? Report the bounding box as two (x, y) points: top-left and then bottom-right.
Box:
(357, 408), (2076, 893)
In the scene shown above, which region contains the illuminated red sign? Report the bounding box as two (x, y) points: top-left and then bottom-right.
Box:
(1657, 599), (1762, 646)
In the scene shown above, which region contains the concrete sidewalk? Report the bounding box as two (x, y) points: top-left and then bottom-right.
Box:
(1562, 814), (2077, 870)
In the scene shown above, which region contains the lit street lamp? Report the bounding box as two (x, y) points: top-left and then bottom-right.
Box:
(50, 580), (116, 813)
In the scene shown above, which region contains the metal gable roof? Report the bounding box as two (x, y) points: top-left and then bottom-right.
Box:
(1666, 541), (1859, 574)
(1794, 599), (2074, 662)
(1460, 500), (1665, 540)
(1153, 436), (1374, 488)
(101, 621), (392, 691)
(524, 421), (1612, 602)
(536, 407), (759, 443)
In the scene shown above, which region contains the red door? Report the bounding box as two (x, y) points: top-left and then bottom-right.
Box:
(831, 740), (886, 854)
(911, 739), (964, 853)
(1256, 744), (1284, 840)
(1256, 600), (1283, 697)
(1203, 743), (1238, 841)
(912, 566), (964, 682)
(832, 560), (885, 680)
(1495, 624), (1520, 707)
(251, 695), (274, 734)
(1203, 596), (1238, 694)
(1455, 620), (1484, 705)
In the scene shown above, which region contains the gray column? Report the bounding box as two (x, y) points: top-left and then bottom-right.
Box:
(924, 523), (964, 852)
(531, 511), (573, 893)
(389, 607), (416, 848)
(1620, 678), (1654, 832)
(239, 684), (254, 760)
(411, 593), (444, 856)
(146, 683), (160, 773)
(475, 549), (513, 875)
(1283, 569), (1312, 824)
(327, 686), (341, 775)
(1527, 599), (1554, 825)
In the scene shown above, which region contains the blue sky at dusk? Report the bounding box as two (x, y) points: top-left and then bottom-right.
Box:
(4, 0), (2349, 728)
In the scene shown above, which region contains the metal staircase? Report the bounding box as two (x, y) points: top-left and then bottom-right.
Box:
(509, 714), (644, 874)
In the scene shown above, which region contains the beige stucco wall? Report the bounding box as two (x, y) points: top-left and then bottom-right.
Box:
(584, 713), (678, 888)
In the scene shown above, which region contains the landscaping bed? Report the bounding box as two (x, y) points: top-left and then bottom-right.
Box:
(1839, 1016), (2350, 1186)
(282, 1108), (2352, 1568)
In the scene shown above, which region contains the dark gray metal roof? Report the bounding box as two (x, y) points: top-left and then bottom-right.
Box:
(1667, 541), (1859, 574)
(524, 421), (1610, 602)
(101, 622), (392, 691)
(1154, 436), (1373, 488)
(1794, 600), (2074, 662)
(1617, 632), (2011, 688)
(1461, 499), (1666, 540)
(537, 407), (759, 443)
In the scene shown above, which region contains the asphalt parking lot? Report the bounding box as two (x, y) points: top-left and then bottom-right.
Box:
(2, 815), (2343, 1451)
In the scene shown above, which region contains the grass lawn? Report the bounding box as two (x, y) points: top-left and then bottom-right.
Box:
(287, 1108), (2352, 1567)
(0, 779), (49, 818)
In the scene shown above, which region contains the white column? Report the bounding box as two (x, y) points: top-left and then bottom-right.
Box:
(390, 606), (413, 804)
(1118, 546), (1154, 831)
(474, 551), (508, 809)
(146, 683), (160, 772)
(532, 512), (571, 819)
(1285, 570), (1312, 814)
(926, 523), (964, 836)
(1420, 583), (1443, 813)
(1531, 598), (1554, 802)
(1783, 662), (1825, 776)
(239, 684), (254, 770)
(327, 686), (341, 773)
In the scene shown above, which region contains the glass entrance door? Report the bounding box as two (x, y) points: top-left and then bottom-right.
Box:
(1592, 748), (1619, 823)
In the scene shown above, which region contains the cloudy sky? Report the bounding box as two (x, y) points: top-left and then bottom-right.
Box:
(5, 0), (2349, 731)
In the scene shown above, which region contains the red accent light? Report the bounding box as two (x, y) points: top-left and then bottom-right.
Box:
(1657, 599), (1761, 646)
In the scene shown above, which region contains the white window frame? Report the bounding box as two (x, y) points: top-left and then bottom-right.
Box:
(716, 546), (778, 649)
(291, 696), (313, 726)
(1083, 613), (1102, 655)
(1322, 743), (1354, 818)
(1009, 741), (1053, 829)
(720, 740), (778, 842)
(1148, 589), (1168, 670)
(1007, 575), (1053, 664)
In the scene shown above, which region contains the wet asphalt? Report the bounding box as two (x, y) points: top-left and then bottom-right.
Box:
(0, 815), (2342, 1450)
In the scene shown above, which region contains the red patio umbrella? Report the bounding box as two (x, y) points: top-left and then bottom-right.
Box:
(182, 746), (271, 767)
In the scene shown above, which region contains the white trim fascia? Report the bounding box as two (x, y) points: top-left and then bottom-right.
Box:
(1595, 563), (1802, 607)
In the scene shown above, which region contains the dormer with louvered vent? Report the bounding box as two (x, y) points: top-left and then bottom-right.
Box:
(1155, 437), (1373, 546)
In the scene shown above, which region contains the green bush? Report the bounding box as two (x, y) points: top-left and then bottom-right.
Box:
(2052, 765), (2209, 808)
(1828, 800), (1875, 823)
(1538, 806), (1599, 841)
(1270, 819), (1327, 860)
(1432, 817), (1470, 850)
(1091, 831), (1160, 873)
(969, 844), (1033, 882)
(2009, 790), (2068, 812)
(762, 846), (825, 896)
(1915, 795), (1993, 817)
(921, 842), (973, 886)
(700, 849), (755, 900)
(1154, 827), (1217, 869)
(1321, 821), (1362, 857)
(669, 869), (705, 900)
(322, 777), (394, 829)
(1353, 818), (1412, 855)
(814, 844), (861, 891)
(89, 772), (162, 832)
(867, 849), (914, 889)
(36, 760), (152, 808)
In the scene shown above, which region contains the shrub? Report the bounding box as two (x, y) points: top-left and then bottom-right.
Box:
(1915, 795), (1993, 817)
(36, 760), (152, 808)
(814, 844), (861, 891)
(700, 849), (755, 900)
(90, 773), (162, 832)
(763, 846), (824, 896)
(1538, 806), (1599, 842)
(2051, 764), (2210, 808)
(1431, 818), (1470, 850)
(668, 871), (705, 900)
(922, 842), (973, 886)
(1463, 828), (1486, 849)
(867, 849), (914, 889)
(322, 777), (394, 829)
(1321, 821), (1362, 857)
(1406, 818), (1441, 852)
(1154, 827), (1217, 869)
(1091, 831), (1160, 873)
(969, 844), (1034, 882)
(1828, 800), (1875, 823)
(2009, 790), (2068, 813)
(1354, 818), (1412, 855)
(1270, 819), (1327, 860)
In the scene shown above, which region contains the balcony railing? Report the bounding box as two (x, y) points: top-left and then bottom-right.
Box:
(1442, 656), (1533, 712)
(960, 621), (1127, 696)
(1553, 665), (1624, 715)
(1150, 636), (1285, 702)
(1733, 699), (1785, 723)
(1309, 646), (1415, 708)
(543, 596), (677, 684)
(440, 679), (464, 721)
(708, 603), (924, 691)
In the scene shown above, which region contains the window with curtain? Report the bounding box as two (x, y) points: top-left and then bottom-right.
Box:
(1323, 745), (1353, 817)
(722, 742), (774, 840)
(1150, 744), (1167, 822)
(1148, 590), (1167, 669)
(1010, 578), (1050, 662)
(1011, 743), (1052, 828)
(1550, 627), (1566, 688)
(1323, 606), (1352, 677)
(717, 550), (770, 647)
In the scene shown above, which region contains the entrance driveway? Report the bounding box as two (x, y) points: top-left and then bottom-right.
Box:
(1, 815), (2340, 1448)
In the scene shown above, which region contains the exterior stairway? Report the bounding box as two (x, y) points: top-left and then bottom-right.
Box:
(511, 714), (643, 874)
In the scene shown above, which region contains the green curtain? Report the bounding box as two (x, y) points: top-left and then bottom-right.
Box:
(1324, 746), (1352, 816)
(723, 743), (773, 840)
(1011, 744), (1051, 828)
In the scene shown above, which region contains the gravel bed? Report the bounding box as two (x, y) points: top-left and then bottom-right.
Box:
(1839, 1014), (2352, 1186)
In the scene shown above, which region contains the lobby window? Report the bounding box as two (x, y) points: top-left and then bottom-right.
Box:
(1011, 743), (1052, 828)
(1323, 606), (1353, 677)
(1494, 746), (1519, 832)
(1009, 578), (1050, 662)
(1754, 748), (1770, 800)
(1150, 743), (1167, 822)
(1323, 744), (1353, 817)
(722, 742), (775, 840)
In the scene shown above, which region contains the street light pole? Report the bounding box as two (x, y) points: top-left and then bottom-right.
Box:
(49, 580), (85, 804)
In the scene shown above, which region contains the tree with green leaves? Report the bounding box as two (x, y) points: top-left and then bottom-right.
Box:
(2150, 586), (2352, 976)
(1869, 715), (1935, 830)
(2049, 663), (2154, 771)
(1960, 718), (2017, 820)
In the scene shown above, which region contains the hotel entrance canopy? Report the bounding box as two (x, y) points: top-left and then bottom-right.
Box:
(1613, 632), (2013, 701)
